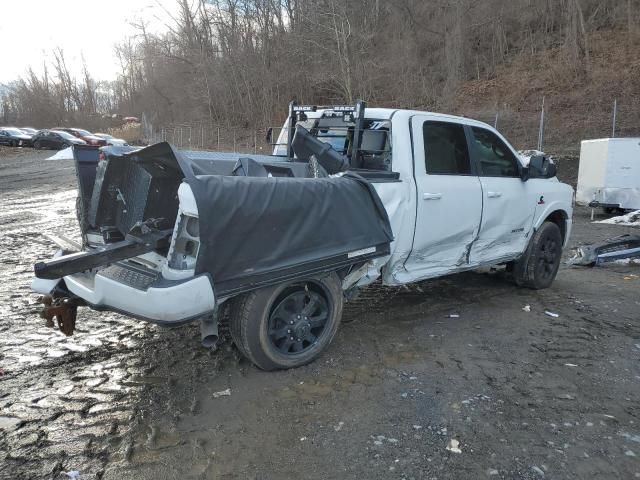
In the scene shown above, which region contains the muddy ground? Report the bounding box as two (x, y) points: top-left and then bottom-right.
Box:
(0, 146), (638, 480)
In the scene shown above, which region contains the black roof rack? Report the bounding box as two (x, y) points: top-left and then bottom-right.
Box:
(286, 100), (366, 160)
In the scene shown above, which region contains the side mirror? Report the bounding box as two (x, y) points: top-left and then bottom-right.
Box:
(520, 165), (530, 182)
(529, 154), (557, 179)
(265, 127), (273, 144)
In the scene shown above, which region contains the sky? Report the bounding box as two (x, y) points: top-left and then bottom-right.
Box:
(0, 0), (178, 84)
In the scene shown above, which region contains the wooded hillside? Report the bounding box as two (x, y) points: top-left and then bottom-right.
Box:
(2, 0), (639, 151)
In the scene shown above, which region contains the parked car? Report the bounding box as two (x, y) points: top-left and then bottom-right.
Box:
(33, 102), (573, 371)
(32, 130), (87, 150)
(0, 127), (32, 147)
(20, 127), (38, 135)
(93, 133), (128, 146)
(54, 128), (107, 146)
(0, 127), (33, 147)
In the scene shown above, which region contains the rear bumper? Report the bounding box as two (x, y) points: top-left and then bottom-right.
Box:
(32, 254), (216, 325)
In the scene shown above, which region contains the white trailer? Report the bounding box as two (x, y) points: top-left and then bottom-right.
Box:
(576, 138), (640, 212)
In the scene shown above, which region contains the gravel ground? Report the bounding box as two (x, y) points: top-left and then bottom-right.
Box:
(0, 146), (639, 480)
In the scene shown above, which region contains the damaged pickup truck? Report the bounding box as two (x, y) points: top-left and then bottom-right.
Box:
(32, 102), (573, 370)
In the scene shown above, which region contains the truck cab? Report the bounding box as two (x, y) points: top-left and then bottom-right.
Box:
(273, 105), (573, 286)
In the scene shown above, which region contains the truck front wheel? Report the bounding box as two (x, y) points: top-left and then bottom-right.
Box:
(229, 273), (343, 370)
(511, 221), (563, 289)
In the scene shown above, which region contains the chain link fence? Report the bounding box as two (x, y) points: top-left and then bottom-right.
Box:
(468, 97), (640, 155)
(144, 97), (640, 156)
(142, 119), (274, 154)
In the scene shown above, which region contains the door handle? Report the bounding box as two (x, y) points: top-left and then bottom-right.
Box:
(423, 193), (442, 200)
(487, 191), (502, 198)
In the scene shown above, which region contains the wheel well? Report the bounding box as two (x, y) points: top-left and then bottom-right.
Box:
(544, 210), (568, 243)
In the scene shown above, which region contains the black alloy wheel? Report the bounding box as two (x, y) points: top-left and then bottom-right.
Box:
(267, 288), (330, 355)
(534, 229), (561, 285)
(229, 273), (343, 370)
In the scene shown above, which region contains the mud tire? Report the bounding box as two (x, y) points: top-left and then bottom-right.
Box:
(511, 221), (562, 289)
(229, 273), (343, 370)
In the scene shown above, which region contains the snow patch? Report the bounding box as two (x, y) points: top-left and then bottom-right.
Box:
(46, 147), (74, 161)
(595, 210), (640, 228)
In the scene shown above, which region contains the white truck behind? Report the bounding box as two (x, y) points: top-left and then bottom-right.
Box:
(577, 137), (640, 212)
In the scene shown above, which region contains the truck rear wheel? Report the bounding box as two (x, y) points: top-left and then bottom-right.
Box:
(511, 221), (562, 289)
(229, 273), (343, 370)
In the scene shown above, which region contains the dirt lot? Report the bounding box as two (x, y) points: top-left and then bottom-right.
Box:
(0, 146), (639, 480)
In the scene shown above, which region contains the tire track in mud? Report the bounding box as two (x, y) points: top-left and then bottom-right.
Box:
(0, 153), (159, 477)
(0, 153), (245, 478)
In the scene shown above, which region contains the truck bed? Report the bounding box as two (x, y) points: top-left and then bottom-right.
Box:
(36, 143), (394, 300)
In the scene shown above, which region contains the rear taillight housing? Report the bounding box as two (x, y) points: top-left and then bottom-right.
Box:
(168, 214), (200, 270)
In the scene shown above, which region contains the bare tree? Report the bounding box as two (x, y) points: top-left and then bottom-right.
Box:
(3, 0), (638, 141)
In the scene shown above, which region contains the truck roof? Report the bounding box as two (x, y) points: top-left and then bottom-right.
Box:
(308, 107), (493, 129)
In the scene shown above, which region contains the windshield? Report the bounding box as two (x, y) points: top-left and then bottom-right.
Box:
(3, 128), (24, 135)
(53, 130), (77, 140)
(94, 133), (112, 139)
(73, 129), (91, 136)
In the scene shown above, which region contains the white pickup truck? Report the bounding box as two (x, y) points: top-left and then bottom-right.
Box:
(33, 102), (573, 370)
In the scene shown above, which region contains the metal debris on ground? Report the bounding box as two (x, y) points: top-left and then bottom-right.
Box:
(531, 465), (546, 477)
(446, 438), (462, 453)
(212, 388), (231, 398)
(569, 234), (640, 266)
(545, 311), (559, 318)
(557, 393), (575, 400)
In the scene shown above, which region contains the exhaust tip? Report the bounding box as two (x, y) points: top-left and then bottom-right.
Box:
(201, 334), (219, 350)
(200, 315), (219, 350)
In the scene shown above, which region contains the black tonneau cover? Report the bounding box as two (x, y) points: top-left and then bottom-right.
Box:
(163, 143), (393, 296)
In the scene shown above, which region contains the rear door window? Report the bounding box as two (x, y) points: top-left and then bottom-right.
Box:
(470, 127), (520, 177)
(423, 121), (471, 175)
